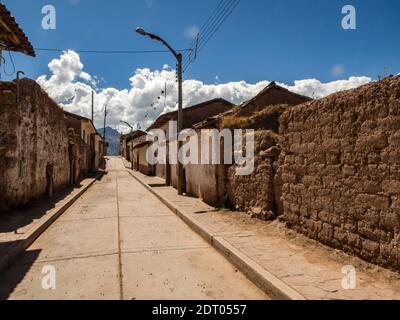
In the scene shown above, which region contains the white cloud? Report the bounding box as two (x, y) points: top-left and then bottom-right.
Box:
(37, 50), (373, 133)
(280, 77), (371, 99)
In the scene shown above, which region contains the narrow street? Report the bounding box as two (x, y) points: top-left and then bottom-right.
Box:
(0, 157), (268, 300)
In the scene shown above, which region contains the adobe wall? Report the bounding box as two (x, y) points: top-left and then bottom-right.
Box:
(226, 131), (280, 219)
(278, 76), (400, 270)
(0, 79), (71, 210)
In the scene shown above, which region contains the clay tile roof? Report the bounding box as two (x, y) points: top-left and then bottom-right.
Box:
(0, 3), (35, 57)
(121, 130), (147, 142)
(239, 81), (311, 109)
(146, 98), (234, 131)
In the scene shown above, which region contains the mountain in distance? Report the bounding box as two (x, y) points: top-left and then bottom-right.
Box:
(97, 127), (120, 156)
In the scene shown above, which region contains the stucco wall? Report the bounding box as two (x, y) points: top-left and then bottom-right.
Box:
(138, 144), (153, 176)
(186, 163), (225, 206)
(155, 163), (166, 180)
(0, 79), (71, 210)
(278, 76), (400, 271)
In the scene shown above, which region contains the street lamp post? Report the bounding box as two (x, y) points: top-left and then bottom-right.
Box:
(120, 120), (135, 170)
(120, 120), (134, 133)
(135, 27), (184, 195)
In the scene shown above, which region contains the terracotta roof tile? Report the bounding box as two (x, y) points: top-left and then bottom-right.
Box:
(0, 3), (35, 57)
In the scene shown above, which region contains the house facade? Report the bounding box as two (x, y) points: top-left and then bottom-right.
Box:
(63, 111), (105, 177)
(123, 130), (148, 172)
(146, 98), (235, 188)
(186, 83), (311, 207)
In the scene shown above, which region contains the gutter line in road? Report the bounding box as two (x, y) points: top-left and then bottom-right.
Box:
(115, 173), (124, 300)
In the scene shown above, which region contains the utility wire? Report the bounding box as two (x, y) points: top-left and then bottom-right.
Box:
(34, 48), (192, 54)
(2, 50), (16, 77)
(184, 0), (229, 59)
(197, 0), (240, 54)
(182, 0), (240, 72)
(144, 0), (240, 115)
(182, 0), (228, 64)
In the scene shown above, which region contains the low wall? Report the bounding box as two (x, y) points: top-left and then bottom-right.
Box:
(227, 131), (279, 219)
(0, 79), (71, 210)
(138, 145), (153, 176)
(186, 163), (225, 206)
(155, 163), (166, 180)
(278, 76), (400, 271)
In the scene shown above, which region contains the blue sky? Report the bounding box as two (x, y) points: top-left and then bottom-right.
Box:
(2, 0), (399, 130)
(3, 0), (400, 88)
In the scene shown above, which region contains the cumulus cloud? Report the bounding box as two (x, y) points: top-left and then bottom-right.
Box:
(279, 76), (372, 99)
(37, 50), (372, 133)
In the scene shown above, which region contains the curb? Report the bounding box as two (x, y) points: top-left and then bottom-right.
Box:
(127, 170), (306, 301)
(0, 178), (97, 274)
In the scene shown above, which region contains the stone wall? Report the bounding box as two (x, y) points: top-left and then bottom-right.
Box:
(278, 76), (400, 271)
(0, 79), (71, 210)
(227, 131), (280, 219)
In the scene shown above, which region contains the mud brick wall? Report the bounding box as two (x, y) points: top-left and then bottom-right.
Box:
(278, 76), (400, 271)
(227, 131), (280, 220)
(0, 79), (71, 210)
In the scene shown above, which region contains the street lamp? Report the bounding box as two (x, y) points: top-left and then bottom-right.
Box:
(120, 120), (135, 170)
(120, 120), (134, 132)
(135, 27), (184, 195)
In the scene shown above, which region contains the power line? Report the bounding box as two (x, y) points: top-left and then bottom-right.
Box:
(197, 0), (240, 54)
(34, 48), (192, 54)
(142, 0), (240, 118)
(185, 0), (229, 58)
(182, 0), (240, 72)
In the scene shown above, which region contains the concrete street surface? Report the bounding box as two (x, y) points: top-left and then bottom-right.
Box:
(0, 157), (268, 300)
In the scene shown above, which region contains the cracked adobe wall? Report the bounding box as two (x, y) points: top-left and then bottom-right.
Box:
(278, 76), (400, 271)
(227, 131), (279, 220)
(0, 79), (71, 211)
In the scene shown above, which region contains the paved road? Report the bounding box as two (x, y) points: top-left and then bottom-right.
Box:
(0, 157), (268, 300)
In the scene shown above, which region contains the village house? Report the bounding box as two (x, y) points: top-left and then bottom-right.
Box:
(0, 78), (107, 211)
(120, 133), (130, 161)
(120, 130), (148, 172)
(0, 3), (106, 210)
(120, 130), (144, 163)
(126, 88), (310, 205)
(94, 133), (107, 170)
(186, 82), (312, 208)
(63, 111), (106, 176)
(143, 98), (235, 188)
